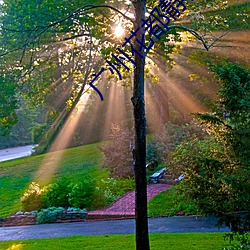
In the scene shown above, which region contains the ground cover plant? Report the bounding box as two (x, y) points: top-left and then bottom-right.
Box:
(0, 233), (232, 250)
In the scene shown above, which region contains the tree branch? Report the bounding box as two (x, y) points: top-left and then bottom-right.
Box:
(1, 4), (134, 33)
(83, 5), (134, 23)
(0, 4), (134, 57)
(146, 24), (229, 57)
(168, 25), (210, 50)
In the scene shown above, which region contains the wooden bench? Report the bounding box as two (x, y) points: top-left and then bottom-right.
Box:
(149, 168), (165, 184)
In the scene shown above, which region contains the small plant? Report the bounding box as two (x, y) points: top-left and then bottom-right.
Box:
(21, 182), (45, 211)
(67, 207), (87, 213)
(93, 178), (116, 208)
(223, 233), (250, 250)
(93, 177), (134, 209)
(36, 206), (64, 224)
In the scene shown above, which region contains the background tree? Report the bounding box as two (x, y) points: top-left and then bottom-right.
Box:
(99, 124), (133, 178)
(0, 73), (18, 136)
(168, 61), (250, 233)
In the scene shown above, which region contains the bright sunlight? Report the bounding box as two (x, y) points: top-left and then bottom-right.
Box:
(114, 24), (125, 37)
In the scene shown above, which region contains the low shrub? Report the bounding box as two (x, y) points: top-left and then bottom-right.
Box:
(93, 178), (118, 208)
(36, 207), (64, 224)
(21, 182), (45, 211)
(67, 207), (87, 213)
(112, 177), (134, 197)
(43, 177), (71, 208)
(68, 180), (94, 209)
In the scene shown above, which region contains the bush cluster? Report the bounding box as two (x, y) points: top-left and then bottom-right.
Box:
(21, 176), (134, 212)
(21, 178), (94, 211)
(146, 122), (205, 172)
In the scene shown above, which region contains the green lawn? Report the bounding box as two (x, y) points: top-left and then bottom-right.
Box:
(148, 186), (199, 217)
(0, 233), (231, 250)
(0, 143), (104, 217)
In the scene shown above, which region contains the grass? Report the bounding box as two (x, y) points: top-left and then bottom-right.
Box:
(0, 143), (104, 217)
(148, 186), (199, 217)
(0, 233), (231, 250)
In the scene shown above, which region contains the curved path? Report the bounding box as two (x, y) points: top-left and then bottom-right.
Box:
(0, 145), (37, 162)
(0, 216), (229, 241)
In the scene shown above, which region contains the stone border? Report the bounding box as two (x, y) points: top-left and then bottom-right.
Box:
(0, 212), (87, 227)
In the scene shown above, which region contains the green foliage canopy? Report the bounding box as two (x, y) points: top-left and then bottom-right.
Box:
(0, 74), (18, 135)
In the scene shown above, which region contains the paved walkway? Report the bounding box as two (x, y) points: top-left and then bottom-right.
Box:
(0, 216), (230, 241)
(88, 184), (171, 218)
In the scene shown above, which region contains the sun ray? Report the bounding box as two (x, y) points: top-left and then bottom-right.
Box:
(35, 93), (89, 184)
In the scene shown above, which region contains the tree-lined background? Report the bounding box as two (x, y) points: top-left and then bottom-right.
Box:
(0, 1), (249, 249)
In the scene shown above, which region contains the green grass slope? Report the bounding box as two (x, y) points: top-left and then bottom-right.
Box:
(148, 186), (200, 217)
(0, 143), (103, 217)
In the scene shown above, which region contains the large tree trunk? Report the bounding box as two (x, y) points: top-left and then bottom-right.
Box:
(132, 1), (150, 250)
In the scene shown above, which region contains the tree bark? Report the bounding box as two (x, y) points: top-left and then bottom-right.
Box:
(132, 1), (150, 250)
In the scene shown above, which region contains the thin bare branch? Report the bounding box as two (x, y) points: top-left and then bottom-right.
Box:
(206, 30), (230, 49)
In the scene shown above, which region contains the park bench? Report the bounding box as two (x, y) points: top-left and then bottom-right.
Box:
(175, 174), (185, 182)
(149, 168), (165, 184)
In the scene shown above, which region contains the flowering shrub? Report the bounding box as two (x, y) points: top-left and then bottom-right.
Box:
(21, 182), (45, 211)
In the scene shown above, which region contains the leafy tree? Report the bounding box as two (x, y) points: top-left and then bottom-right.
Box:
(0, 74), (18, 136)
(99, 124), (133, 178)
(168, 61), (250, 233)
